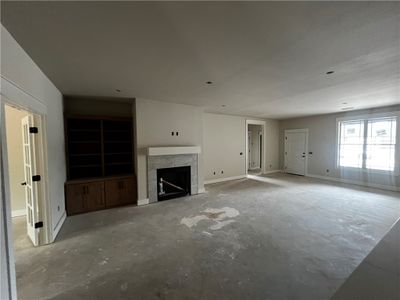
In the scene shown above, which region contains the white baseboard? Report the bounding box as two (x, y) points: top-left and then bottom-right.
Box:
(12, 209), (26, 218)
(306, 173), (400, 192)
(138, 198), (149, 206)
(263, 170), (282, 175)
(204, 175), (247, 185)
(52, 210), (66, 242)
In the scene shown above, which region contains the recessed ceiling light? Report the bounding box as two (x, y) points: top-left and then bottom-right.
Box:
(342, 107), (354, 111)
(206, 81), (213, 85)
(115, 89), (121, 92)
(326, 71), (334, 75)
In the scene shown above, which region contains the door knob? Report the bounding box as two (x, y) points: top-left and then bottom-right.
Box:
(21, 182), (27, 186)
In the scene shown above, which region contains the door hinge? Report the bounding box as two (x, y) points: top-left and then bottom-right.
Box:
(32, 175), (41, 182)
(29, 127), (39, 134)
(34, 221), (43, 229)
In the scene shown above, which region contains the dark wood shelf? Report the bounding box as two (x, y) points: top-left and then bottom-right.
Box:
(65, 114), (136, 215)
(69, 129), (101, 133)
(104, 129), (130, 133)
(105, 141), (131, 144)
(65, 116), (134, 180)
(69, 141), (101, 144)
(70, 153), (101, 157)
(70, 164), (102, 168)
(104, 152), (131, 155)
(105, 162), (132, 166)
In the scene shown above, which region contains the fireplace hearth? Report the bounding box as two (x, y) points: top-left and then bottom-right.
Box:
(157, 166), (191, 201)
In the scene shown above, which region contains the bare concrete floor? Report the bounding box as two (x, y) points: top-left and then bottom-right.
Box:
(13, 174), (400, 300)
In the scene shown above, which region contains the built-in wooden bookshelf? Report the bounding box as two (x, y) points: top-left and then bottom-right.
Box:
(64, 116), (136, 215)
(65, 116), (134, 180)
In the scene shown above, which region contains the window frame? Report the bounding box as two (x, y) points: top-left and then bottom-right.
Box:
(336, 111), (400, 176)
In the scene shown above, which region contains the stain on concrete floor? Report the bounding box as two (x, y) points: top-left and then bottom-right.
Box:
(12, 174), (400, 300)
(180, 207), (240, 231)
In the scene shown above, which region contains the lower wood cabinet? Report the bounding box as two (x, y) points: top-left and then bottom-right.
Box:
(65, 175), (136, 215)
(105, 177), (136, 208)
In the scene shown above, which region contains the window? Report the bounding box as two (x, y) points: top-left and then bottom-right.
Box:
(338, 115), (398, 172)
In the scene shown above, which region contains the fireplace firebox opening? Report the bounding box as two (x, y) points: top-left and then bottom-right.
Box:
(157, 166), (191, 201)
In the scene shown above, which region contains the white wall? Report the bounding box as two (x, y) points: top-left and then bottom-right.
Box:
(264, 119), (280, 172)
(4, 106), (28, 216)
(135, 98), (204, 201)
(203, 114), (280, 182)
(279, 105), (400, 189)
(204, 113), (246, 182)
(1, 25), (66, 236)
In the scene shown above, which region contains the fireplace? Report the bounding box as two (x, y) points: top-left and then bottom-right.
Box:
(157, 166), (191, 201)
(147, 146), (200, 204)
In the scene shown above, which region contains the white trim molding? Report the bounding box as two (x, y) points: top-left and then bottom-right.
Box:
(204, 175), (247, 185)
(263, 170), (282, 175)
(138, 198), (150, 206)
(1, 76), (47, 115)
(306, 173), (400, 192)
(147, 146), (201, 156)
(51, 211), (66, 242)
(11, 209), (26, 218)
(246, 119), (267, 174)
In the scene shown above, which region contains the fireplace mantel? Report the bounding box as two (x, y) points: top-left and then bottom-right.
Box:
(147, 146), (201, 156)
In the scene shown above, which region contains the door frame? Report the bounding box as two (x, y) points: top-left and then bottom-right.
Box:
(259, 131), (262, 169)
(1, 77), (52, 298)
(245, 119), (266, 175)
(1, 96), (52, 244)
(284, 128), (309, 176)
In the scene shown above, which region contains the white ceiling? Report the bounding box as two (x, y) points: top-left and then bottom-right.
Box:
(1, 1), (399, 119)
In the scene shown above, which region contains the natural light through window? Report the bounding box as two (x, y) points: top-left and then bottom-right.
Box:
(338, 115), (397, 172)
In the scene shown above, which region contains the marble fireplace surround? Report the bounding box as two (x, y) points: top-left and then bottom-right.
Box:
(147, 146), (201, 203)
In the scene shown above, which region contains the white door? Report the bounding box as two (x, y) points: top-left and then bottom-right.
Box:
(21, 115), (40, 246)
(284, 130), (307, 175)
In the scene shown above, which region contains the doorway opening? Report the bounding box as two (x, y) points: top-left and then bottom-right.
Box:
(246, 120), (265, 176)
(3, 104), (50, 248)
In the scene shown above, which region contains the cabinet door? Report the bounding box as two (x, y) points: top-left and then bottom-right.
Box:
(119, 178), (136, 205)
(85, 182), (105, 211)
(105, 179), (122, 207)
(66, 184), (86, 215)
(105, 178), (136, 207)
